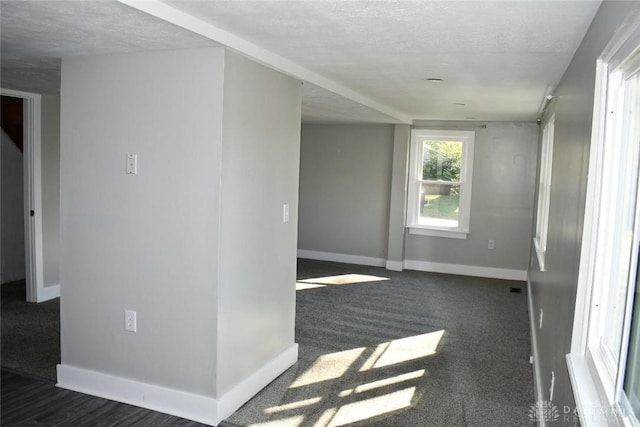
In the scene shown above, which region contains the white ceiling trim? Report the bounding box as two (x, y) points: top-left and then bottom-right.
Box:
(117, 0), (412, 124)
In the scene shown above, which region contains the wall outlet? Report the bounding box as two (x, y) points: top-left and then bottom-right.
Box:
(283, 203), (290, 223)
(488, 239), (495, 250)
(126, 154), (138, 175)
(125, 309), (137, 332)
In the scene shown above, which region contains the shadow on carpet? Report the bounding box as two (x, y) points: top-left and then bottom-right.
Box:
(1, 280), (59, 382)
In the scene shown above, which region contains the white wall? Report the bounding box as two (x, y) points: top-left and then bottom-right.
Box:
(60, 48), (225, 397)
(41, 94), (60, 287)
(1, 129), (25, 284)
(217, 51), (302, 395)
(298, 124), (394, 260)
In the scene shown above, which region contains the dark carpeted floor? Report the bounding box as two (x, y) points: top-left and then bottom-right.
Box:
(1, 260), (535, 426)
(1, 280), (60, 382)
(226, 259), (535, 426)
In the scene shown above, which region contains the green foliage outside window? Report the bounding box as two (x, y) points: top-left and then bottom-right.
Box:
(422, 140), (462, 182)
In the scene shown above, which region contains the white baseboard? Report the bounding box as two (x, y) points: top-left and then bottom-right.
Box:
(528, 279), (546, 427)
(56, 343), (299, 426)
(38, 283), (60, 302)
(297, 251), (527, 280)
(385, 260), (404, 271)
(57, 364), (220, 425)
(218, 343), (298, 420)
(297, 249), (386, 268)
(403, 260), (527, 281)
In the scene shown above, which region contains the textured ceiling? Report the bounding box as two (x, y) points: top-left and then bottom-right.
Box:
(1, 0), (602, 123)
(302, 82), (404, 124)
(165, 0), (601, 122)
(0, 1), (218, 93)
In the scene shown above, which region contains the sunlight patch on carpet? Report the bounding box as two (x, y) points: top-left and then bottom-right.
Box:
(338, 369), (426, 397)
(290, 347), (366, 388)
(327, 387), (417, 426)
(360, 330), (445, 370)
(295, 282), (327, 290)
(297, 274), (389, 288)
(264, 396), (323, 414)
(315, 407), (338, 426)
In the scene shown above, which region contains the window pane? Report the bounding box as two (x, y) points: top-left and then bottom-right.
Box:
(407, 129), (474, 234)
(535, 116), (554, 254)
(624, 254), (640, 417)
(602, 71), (640, 368)
(622, 71), (640, 417)
(418, 183), (460, 228)
(422, 140), (462, 182)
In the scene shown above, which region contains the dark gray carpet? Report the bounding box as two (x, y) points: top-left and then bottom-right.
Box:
(1, 261), (535, 426)
(1, 280), (60, 382)
(226, 259), (535, 426)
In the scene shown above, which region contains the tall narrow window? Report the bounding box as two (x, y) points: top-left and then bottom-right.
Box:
(406, 129), (474, 239)
(567, 20), (640, 427)
(618, 57), (640, 422)
(534, 114), (555, 271)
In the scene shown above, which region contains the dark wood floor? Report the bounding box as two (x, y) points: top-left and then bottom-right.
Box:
(0, 368), (217, 426)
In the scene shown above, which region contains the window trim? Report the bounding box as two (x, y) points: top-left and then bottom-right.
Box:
(568, 13), (640, 427)
(533, 114), (555, 272)
(406, 129), (475, 239)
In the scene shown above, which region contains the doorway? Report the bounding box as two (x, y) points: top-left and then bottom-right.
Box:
(1, 90), (61, 381)
(0, 88), (53, 303)
(1, 96), (26, 289)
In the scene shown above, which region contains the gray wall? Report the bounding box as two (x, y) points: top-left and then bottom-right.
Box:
(405, 122), (538, 270)
(41, 94), (60, 287)
(60, 48), (225, 397)
(298, 122), (537, 273)
(1, 129), (25, 284)
(298, 124), (394, 259)
(217, 51), (301, 394)
(529, 1), (640, 412)
(60, 46), (301, 405)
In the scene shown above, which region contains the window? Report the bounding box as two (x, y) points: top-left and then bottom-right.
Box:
(534, 115), (555, 271)
(406, 129), (474, 239)
(567, 20), (640, 427)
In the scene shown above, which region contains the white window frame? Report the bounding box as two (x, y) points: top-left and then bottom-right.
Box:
(533, 114), (555, 272)
(406, 129), (475, 239)
(567, 14), (640, 427)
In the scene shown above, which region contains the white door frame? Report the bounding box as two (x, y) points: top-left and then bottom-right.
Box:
(1, 88), (44, 303)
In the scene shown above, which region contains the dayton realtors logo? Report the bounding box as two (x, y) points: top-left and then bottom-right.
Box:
(528, 400), (620, 423)
(529, 400), (560, 422)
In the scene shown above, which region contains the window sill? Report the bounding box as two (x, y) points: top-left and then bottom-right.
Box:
(408, 227), (468, 239)
(566, 353), (619, 426)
